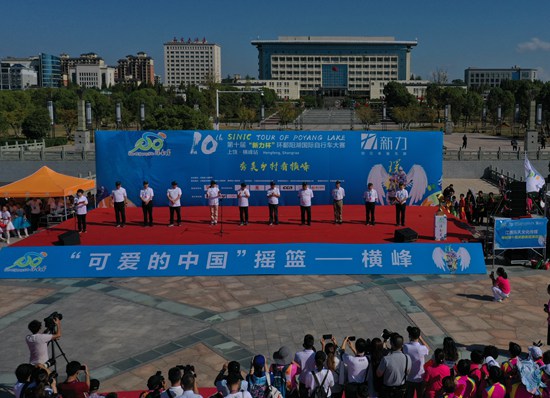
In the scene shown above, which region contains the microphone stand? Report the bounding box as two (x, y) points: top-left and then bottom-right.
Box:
(218, 195), (224, 237)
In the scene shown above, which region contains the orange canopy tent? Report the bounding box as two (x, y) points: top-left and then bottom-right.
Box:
(0, 166), (95, 198)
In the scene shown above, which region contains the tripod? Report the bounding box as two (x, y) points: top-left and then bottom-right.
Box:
(46, 327), (69, 373)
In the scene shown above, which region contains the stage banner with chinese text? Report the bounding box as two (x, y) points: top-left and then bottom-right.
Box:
(0, 242), (485, 278)
(95, 130), (443, 207)
(493, 217), (547, 249)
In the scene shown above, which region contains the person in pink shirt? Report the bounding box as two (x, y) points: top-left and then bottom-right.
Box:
(501, 342), (522, 395)
(469, 350), (483, 389)
(544, 284), (550, 345)
(455, 360), (477, 398)
(423, 349), (451, 398)
(442, 376), (457, 398)
(482, 367), (506, 398)
(490, 267), (510, 302)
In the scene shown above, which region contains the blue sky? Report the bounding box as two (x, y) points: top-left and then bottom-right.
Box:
(3, 0), (550, 81)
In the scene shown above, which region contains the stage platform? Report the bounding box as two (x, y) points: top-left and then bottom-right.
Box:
(1, 205), (487, 278)
(13, 205), (473, 246)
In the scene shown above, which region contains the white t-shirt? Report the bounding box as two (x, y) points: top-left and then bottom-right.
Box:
(364, 189), (378, 203)
(332, 187), (345, 201)
(298, 188), (314, 207)
(267, 187), (280, 205)
(167, 187), (182, 207)
(237, 188), (250, 207)
(342, 353), (369, 383)
(216, 379), (249, 396)
(304, 369), (334, 397)
(28, 199), (42, 214)
(140, 187), (154, 203)
(396, 189), (408, 204)
(111, 187), (127, 203)
(26, 333), (52, 365)
(175, 390), (203, 398)
(160, 386), (184, 398)
(207, 187), (220, 206)
(295, 349), (316, 383)
(403, 342), (429, 382)
(75, 196), (88, 215)
(225, 392), (253, 398)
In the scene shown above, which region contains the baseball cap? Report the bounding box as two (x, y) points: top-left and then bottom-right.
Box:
(252, 354), (265, 367)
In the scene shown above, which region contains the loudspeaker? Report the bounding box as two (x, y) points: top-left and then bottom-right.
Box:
(394, 228), (418, 243)
(58, 230), (80, 246)
(508, 181), (526, 217)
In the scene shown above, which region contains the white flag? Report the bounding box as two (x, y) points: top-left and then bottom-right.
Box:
(524, 156), (545, 193)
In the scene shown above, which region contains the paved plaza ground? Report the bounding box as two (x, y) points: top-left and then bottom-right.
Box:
(0, 264), (548, 394)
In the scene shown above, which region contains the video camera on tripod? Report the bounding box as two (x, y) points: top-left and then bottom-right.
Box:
(44, 311), (63, 333)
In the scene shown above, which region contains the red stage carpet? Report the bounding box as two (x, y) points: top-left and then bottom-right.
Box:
(13, 205), (475, 247)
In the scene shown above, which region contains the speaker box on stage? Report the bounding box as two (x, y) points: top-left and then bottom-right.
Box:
(58, 230), (80, 246)
(508, 181), (527, 217)
(394, 228), (418, 243)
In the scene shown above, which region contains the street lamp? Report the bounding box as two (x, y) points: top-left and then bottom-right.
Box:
(47, 100), (54, 138)
(497, 105), (502, 136)
(85, 101), (92, 130)
(116, 102), (122, 130)
(140, 103), (145, 130)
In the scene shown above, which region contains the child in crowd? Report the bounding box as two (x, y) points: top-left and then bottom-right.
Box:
(442, 376), (457, 398)
(455, 360), (477, 398)
(88, 379), (102, 398)
(482, 367), (506, 398)
(423, 348), (451, 398)
(490, 268), (510, 302)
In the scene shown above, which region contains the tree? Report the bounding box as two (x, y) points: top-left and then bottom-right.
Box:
(441, 87), (466, 124)
(22, 108), (51, 139)
(237, 107), (257, 129)
(462, 91), (483, 125)
(56, 108), (78, 138)
(430, 68), (449, 84)
(391, 105), (420, 130)
(355, 106), (379, 129)
(383, 81), (415, 108)
(277, 102), (297, 127)
(487, 87), (515, 124)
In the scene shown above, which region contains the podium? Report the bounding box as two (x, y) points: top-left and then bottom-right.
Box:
(434, 210), (447, 241)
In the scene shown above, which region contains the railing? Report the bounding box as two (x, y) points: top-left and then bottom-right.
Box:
(0, 139), (45, 152)
(443, 147), (550, 161)
(0, 147), (95, 161)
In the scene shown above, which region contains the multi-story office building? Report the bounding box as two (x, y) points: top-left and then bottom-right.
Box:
(232, 79), (301, 100)
(251, 36), (417, 97)
(38, 53), (61, 88)
(60, 53), (103, 85)
(163, 37), (221, 87)
(0, 57), (38, 90)
(115, 52), (155, 85)
(465, 67), (537, 88)
(69, 62), (115, 89)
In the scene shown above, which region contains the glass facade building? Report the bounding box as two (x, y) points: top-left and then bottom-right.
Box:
(38, 53), (61, 88)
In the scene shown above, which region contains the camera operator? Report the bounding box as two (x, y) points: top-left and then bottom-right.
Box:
(14, 363), (34, 398)
(160, 367), (184, 398)
(26, 317), (61, 367)
(376, 334), (411, 398)
(176, 371), (203, 398)
(24, 367), (58, 398)
(57, 361), (90, 398)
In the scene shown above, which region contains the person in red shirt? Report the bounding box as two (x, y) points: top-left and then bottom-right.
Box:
(424, 349), (451, 398)
(57, 361), (90, 398)
(482, 367), (506, 398)
(490, 268), (510, 302)
(501, 342), (522, 395)
(455, 360), (477, 398)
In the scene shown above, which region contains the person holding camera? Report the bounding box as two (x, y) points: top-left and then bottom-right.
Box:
(376, 334), (411, 398)
(294, 335), (316, 398)
(215, 361), (249, 397)
(26, 317), (61, 367)
(403, 327), (429, 398)
(341, 336), (369, 398)
(177, 371), (203, 398)
(24, 367), (58, 398)
(57, 361), (90, 398)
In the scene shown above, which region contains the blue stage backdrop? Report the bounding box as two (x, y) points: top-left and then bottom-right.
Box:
(95, 130), (443, 207)
(0, 243), (485, 278)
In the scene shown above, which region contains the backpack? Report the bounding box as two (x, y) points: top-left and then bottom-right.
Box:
(271, 365), (289, 398)
(312, 370), (329, 398)
(248, 375), (269, 398)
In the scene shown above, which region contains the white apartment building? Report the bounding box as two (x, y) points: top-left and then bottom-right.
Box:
(163, 37), (221, 87)
(234, 79), (301, 100)
(369, 80), (466, 101)
(69, 62), (115, 89)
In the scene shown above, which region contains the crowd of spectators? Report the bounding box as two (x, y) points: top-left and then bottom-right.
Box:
(15, 329), (550, 398)
(0, 193), (95, 240)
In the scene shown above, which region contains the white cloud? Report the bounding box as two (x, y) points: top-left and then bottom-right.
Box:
(517, 37), (550, 52)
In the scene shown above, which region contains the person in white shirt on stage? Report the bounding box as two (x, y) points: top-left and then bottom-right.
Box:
(267, 181), (280, 226)
(364, 182), (379, 226)
(206, 180), (222, 225)
(74, 189), (88, 233)
(237, 182), (250, 226)
(140, 181), (154, 227)
(332, 180), (345, 224)
(167, 181), (182, 227)
(110, 181), (127, 227)
(395, 182), (409, 226)
(298, 182), (314, 226)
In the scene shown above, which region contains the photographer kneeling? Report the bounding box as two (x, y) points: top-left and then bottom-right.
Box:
(26, 316), (61, 367)
(58, 361), (90, 398)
